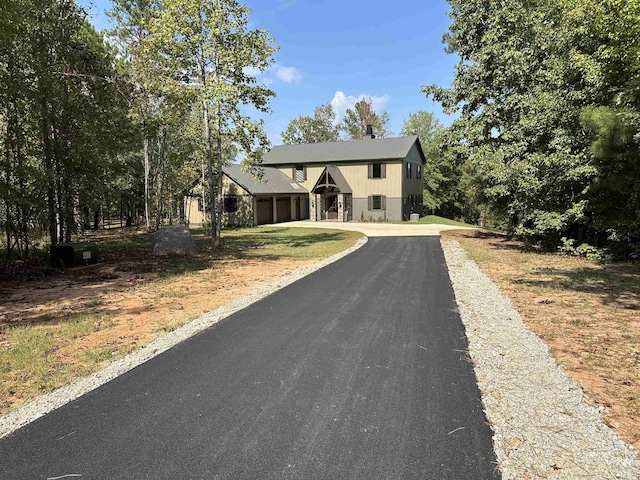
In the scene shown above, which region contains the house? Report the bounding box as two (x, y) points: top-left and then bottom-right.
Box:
(184, 165), (309, 227)
(185, 130), (426, 226)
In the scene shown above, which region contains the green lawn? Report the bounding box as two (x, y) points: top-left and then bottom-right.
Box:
(407, 215), (479, 228)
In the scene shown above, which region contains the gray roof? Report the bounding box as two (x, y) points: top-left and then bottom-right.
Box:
(311, 166), (352, 194)
(262, 136), (423, 165)
(223, 164), (307, 195)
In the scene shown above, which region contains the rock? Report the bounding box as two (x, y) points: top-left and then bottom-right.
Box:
(153, 225), (196, 255)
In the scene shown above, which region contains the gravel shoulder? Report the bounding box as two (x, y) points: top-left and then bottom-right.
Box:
(441, 238), (640, 479)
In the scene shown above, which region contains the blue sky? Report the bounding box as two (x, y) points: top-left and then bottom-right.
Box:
(77, 0), (458, 146)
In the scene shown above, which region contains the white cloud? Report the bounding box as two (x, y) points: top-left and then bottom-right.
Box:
(275, 65), (302, 83)
(330, 91), (391, 125)
(242, 66), (262, 77)
(243, 64), (302, 84)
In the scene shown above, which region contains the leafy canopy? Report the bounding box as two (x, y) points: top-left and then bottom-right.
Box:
(340, 97), (391, 139)
(281, 103), (340, 144)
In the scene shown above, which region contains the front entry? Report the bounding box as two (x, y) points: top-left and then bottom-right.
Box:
(325, 194), (338, 220)
(310, 166), (353, 222)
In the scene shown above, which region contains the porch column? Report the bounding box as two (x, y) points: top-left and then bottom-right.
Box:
(337, 193), (345, 222)
(272, 195), (277, 223)
(253, 197), (258, 225)
(309, 193), (317, 222)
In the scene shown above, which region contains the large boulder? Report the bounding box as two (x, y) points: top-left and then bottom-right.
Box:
(153, 225), (197, 255)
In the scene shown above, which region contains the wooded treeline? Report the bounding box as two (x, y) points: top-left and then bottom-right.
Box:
(0, 0), (275, 260)
(424, 0), (640, 260)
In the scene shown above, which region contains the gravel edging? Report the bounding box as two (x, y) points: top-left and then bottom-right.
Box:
(0, 237), (368, 439)
(441, 238), (640, 479)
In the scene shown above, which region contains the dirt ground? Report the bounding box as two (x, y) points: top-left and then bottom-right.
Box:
(0, 233), (322, 415)
(443, 230), (640, 451)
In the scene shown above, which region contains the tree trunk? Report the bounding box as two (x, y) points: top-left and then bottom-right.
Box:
(143, 135), (151, 230)
(215, 110), (223, 248)
(205, 103), (216, 242)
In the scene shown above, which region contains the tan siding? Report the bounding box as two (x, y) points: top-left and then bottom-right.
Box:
(337, 162), (403, 197)
(221, 174), (254, 227)
(184, 197), (205, 225)
(276, 163), (403, 197)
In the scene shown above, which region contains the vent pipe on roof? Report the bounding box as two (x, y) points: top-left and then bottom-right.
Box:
(365, 124), (375, 139)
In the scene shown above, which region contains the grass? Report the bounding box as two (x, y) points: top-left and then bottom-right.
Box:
(0, 225), (363, 415)
(442, 229), (640, 449)
(220, 227), (358, 260)
(418, 215), (479, 228)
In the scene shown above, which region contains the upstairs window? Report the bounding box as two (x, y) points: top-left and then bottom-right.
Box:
(368, 163), (386, 179)
(417, 164), (422, 179)
(294, 166), (306, 182)
(406, 162), (412, 179)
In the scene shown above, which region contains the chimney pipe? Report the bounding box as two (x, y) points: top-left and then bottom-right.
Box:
(365, 124), (375, 139)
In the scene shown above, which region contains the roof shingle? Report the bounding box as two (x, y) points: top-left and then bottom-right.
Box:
(262, 136), (421, 165)
(222, 164), (307, 195)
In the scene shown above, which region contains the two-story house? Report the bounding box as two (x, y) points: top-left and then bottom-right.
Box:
(184, 131), (426, 226)
(262, 131), (426, 223)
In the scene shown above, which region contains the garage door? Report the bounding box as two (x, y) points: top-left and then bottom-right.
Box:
(276, 197), (291, 223)
(256, 197), (273, 225)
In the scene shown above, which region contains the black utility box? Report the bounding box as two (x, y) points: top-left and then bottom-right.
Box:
(50, 242), (99, 268)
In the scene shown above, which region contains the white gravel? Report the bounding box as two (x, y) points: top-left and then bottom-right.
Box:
(3, 235), (638, 480)
(441, 238), (640, 479)
(0, 237), (368, 439)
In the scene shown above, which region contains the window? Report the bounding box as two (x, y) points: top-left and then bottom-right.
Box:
(224, 195), (238, 213)
(294, 166), (306, 182)
(417, 164), (422, 179)
(406, 162), (412, 179)
(368, 195), (386, 211)
(368, 163), (386, 179)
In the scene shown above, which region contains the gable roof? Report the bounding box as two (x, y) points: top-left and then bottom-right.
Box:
(311, 166), (352, 194)
(262, 135), (424, 165)
(223, 164), (307, 195)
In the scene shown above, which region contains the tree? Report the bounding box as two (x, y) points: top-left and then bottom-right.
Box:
(423, 0), (598, 245)
(281, 103), (339, 144)
(423, 0), (640, 255)
(340, 97), (391, 139)
(400, 110), (442, 144)
(109, 0), (167, 230)
(0, 0), (132, 255)
(148, 0), (277, 246)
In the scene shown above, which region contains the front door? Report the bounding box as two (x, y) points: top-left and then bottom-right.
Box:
(326, 194), (338, 220)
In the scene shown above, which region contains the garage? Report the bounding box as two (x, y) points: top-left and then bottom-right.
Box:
(276, 197), (291, 223)
(256, 197), (273, 225)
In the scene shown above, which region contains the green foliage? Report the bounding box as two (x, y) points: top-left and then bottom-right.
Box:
(424, 0), (640, 258)
(281, 103), (340, 144)
(558, 237), (609, 263)
(400, 110), (442, 144)
(340, 97), (391, 139)
(0, 0), (134, 258)
(145, 0), (277, 243)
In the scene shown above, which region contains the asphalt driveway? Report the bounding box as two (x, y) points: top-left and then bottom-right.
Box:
(0, 237), (497, 479)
